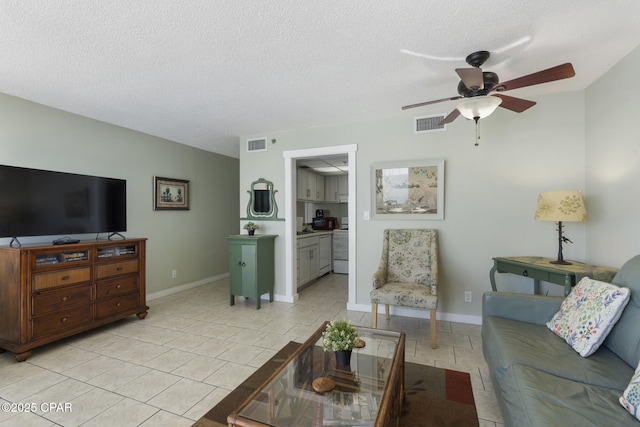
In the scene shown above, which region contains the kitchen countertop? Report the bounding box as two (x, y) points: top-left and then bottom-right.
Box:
(296, 230), (334, 239)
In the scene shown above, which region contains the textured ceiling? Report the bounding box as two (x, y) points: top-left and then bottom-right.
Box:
(1, 1), (639, 158)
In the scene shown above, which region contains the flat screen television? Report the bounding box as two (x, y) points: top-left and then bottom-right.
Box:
(0, 164), (127, 240)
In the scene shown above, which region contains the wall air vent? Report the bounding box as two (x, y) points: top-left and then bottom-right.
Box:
(246, 137), (268, 152)
(414, 114), (447, 134)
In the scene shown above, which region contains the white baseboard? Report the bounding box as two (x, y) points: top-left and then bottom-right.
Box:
(346, 302), (482, 325)
(273, 294), (298, 303)
(150, 275), (300, 304)
(147, 273), (229, 301)
(148, 277), (482, 325)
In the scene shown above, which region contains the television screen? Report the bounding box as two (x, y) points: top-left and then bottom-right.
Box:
(0, 165), (127, 238)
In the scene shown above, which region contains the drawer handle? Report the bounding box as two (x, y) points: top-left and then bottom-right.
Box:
(238, 261), (246, 267)
(523, 270), (529, 277)
(116, 267), (123, 271)
(61, 275), (70, 281)
(62, 296), (68, 302)
(61, 316), (68, 323)
(115, 284), (122, 289)
(116, 302), (121, 307)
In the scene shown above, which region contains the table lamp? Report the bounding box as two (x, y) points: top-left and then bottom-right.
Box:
(534, 190), (587, 265)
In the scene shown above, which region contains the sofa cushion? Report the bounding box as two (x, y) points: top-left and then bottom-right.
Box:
(606, 254), (640, 368)
(483, 316), (633, 390)
(620, 360), (640, 421)
(500, 364), (637, 427)
(546, 278), (630, 357)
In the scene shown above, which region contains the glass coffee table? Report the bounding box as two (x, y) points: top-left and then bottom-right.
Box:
(228, 321), (406, 427)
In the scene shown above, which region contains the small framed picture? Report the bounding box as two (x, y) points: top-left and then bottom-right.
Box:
(154, 177), (190, 210)
(371, 159), (445, 220)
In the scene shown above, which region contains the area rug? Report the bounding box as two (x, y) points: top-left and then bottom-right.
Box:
(192, 341), (478, 426)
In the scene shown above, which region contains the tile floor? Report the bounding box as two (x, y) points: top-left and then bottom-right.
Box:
(0, 273), (503, 426)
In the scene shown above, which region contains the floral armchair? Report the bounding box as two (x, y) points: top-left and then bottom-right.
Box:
(370, 229), (439, 348)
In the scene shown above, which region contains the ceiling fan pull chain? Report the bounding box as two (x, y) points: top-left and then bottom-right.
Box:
(474, 116), (480, 146)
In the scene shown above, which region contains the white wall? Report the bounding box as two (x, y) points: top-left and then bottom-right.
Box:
(585, 44), (640, 266)
(240, 90), (587, 321)
(0, 93), (240, 295)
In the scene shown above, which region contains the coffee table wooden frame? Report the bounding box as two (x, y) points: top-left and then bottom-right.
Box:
(227, 321), (405, 427)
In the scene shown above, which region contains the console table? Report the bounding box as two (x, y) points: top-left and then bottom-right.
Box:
(490, 256), (618, 296)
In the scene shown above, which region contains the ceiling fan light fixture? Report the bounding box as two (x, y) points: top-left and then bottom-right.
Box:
(456, 95), (502, 120)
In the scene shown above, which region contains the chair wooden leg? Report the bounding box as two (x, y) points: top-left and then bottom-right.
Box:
(385, 304), (390, 320)
(371, 303), (378, 328)
(430, 309), (437, 349)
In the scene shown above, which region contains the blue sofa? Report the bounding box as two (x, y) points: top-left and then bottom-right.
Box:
(482, 255), (640, 426)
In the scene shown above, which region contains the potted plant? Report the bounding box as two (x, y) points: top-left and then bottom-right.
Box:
(243, 222), (259, 235)
(322, 319), (360, 366)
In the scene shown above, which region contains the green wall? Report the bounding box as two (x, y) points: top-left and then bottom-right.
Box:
(0, 93), (239, 296)
(585, 44), (640, 266)
(240, 90), (587, 322)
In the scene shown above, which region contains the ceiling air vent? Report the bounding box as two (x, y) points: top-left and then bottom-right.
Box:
(246, 137), (268, 152)
(414, 114), (447, 134)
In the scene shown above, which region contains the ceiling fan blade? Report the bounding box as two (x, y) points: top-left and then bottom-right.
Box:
(402, 96), (462, 110)
(496, 63), (575, 92)
(440, 109), (461, 125)
(455, 68), (484, 90)
(492, 94), (536, 113)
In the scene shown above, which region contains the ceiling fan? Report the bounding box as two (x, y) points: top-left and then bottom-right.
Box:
(402, 50), (576, 126)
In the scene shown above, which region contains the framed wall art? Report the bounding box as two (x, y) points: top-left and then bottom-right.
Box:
(371, 159), (444, 220)
(154, 176), (190, 210)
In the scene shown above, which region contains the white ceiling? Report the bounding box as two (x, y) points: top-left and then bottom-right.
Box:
(298, 155), (349, 176)
(2, 1), (639, 159)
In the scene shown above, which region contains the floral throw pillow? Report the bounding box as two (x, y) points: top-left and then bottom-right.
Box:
(546, 277), (630, 357)
(620, 361), (640, 421)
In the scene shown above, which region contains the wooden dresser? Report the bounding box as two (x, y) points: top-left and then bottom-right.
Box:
(0, 238), (148, 361)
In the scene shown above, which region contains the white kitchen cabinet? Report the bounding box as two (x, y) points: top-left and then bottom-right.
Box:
(297, 245), (317, 288)
(324, 175), (348, 203)
(324, 176), (338, 202)
(296, 233), (332, 289)
(297, 235), (319, 289)
(337, 175), (348, 202)
(313, 173), (324, 201)
(297, 169), (310, 200)
(297, 169), (324, 201)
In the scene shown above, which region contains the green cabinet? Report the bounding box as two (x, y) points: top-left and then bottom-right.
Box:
(227, 235), (276, 309)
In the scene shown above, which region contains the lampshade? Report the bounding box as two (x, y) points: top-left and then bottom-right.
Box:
(456, 95), (502, 120)
(534, 190), (587, 222)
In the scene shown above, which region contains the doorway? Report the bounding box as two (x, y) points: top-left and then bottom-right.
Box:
(283, 145), (357, 307)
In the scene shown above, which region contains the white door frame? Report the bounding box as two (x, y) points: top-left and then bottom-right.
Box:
(283, 145), (358, 306)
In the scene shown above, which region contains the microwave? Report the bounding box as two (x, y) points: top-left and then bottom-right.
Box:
(312, 217), (336, 230)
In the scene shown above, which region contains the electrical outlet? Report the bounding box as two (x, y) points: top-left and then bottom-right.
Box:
(171, 269), (177, 279)
(464, 291), (472, 303)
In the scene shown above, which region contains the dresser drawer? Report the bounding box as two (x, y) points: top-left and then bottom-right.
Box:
(95, 260), (139, 280)
(32, 285), (93, 316)
(95, 276), (139, 299)
(95, 292), (140, 319)
(32, 267), (92, 291)
(32, 305), (93, 338)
